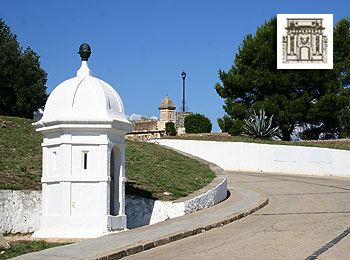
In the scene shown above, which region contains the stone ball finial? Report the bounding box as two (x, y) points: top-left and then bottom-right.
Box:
(78, 43), (92, 61)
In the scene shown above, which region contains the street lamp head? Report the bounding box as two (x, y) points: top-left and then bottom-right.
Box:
(181, 71), (186, 79)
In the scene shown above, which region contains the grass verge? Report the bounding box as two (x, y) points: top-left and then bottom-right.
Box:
(125, 140), (215, 200)
(0, 116), (42, 190)
(0, 240), (67, 260)
(0, 116), (215, 200)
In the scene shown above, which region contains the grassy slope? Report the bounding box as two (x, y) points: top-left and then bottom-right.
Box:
(165, 135), (350, 151)
(0, 241), (68, 260)
(125, 141), (215, 200)
(0, 116), (215, 200)
(0, 116), (42, 190)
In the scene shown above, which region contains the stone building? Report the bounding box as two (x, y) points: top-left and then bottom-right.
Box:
(126, 117), (160, 141)
(157, 95), (176, 130)
(126, 95), (177, 141)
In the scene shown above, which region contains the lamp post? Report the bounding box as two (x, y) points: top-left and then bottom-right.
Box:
(181, 71), (186, 112)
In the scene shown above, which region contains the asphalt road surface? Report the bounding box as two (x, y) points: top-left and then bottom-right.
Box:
(125, 171), (350, 260)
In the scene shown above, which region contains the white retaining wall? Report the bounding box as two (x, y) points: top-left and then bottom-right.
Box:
(0, 190), (42, 233)
(154, 139), (350, 176)
(0, 175), (227, 233)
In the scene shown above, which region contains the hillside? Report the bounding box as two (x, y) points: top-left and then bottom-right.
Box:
(0, 116), (215, 201)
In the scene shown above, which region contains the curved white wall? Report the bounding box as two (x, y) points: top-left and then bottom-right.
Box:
(0, 176), (227, 233)
(154, 139), (350, 176)
(126, 175), (227, 229)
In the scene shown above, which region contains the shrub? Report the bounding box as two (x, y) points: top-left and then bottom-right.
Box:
(242, 109), (278, 139)
(165, 122), (177, 136)
(184, 114), (212, 133)
(218, 116), (244, 136)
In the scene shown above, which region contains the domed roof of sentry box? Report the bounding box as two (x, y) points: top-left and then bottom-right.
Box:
(158, 95), (176, 110)
(36, 43), (131, 129)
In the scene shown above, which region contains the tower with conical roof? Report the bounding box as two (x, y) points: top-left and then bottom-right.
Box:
(157, 95), (176, 130)
(32, 44), (133, 238)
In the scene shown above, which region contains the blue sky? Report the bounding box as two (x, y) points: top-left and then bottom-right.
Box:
(1, 0), (349, 132)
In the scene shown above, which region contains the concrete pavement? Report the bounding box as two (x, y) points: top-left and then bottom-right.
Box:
(13, 174), (268, 260)
(126, 171), (350, 260)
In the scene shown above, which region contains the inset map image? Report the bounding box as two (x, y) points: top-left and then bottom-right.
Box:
(277, 14), (333, 69)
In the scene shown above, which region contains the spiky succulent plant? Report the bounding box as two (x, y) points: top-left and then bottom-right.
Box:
(242, 109), (279, 139)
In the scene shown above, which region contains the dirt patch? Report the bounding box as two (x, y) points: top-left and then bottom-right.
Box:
(4, 233), (85, 244)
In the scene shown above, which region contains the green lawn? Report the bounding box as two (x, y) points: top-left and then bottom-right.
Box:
(0, 116), (215, 200)
(125, 140), (215, 200)
(0, 240), (67, 260)
(0, 116), (42, 190)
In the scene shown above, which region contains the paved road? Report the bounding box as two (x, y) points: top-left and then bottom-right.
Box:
(126, 171), (350, 260)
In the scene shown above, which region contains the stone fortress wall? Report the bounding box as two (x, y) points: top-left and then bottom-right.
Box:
(126, 118), (163, 141)
(131, 118), (158, 132)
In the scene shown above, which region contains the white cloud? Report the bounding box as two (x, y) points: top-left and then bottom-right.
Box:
(126, 114), (158, 121)
(128, 113), (142, 121)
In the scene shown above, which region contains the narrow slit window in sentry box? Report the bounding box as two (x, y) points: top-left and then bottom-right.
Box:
(82, 151), (89, 170)
(52, 151), (57, 171)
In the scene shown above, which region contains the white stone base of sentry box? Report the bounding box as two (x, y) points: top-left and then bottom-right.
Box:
(32, 215), (127, 239)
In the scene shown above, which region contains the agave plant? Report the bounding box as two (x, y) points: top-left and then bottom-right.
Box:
(242, 108), (279, 139)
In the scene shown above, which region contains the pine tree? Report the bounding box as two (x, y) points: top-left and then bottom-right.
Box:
(215, 17), (350, 140)
(0, 18), (47, 118)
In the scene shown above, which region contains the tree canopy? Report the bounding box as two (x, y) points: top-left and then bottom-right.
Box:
(165, 121), (177, 136)
(215, 17), (350, 140)
(0, 18), (47, 118)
